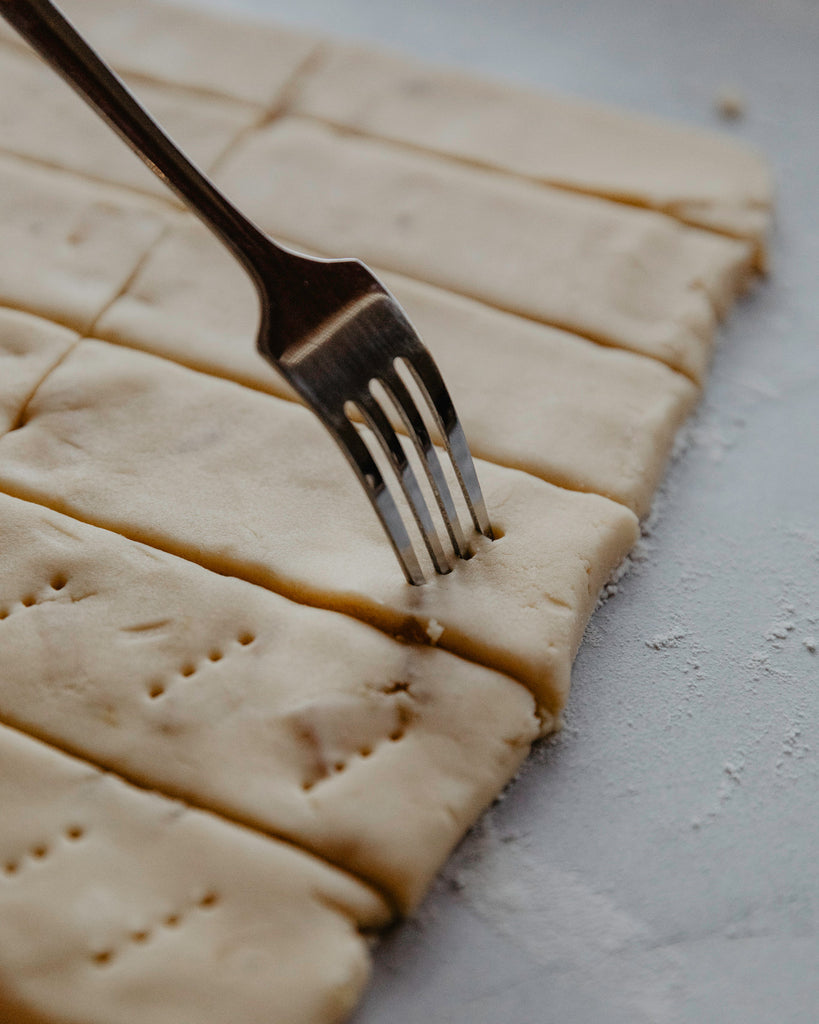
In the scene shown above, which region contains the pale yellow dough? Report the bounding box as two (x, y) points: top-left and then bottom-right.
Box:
(97, 219), (698, 516)
(0, 723), (389, 1024)
(292, 42), (772, 261)
(0, 44), (261, 199)
(0, 0), (321, 106)
(0, 339), (639, 721)
(0, 491), (538, 911)
(0, 309), (77, 435)
(214, 117), (754, 381)
(0, 3), (772, 1021)
(0, 156), (168, 332)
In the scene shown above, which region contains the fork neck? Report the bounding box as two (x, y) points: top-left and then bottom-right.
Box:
(0, 0), (283, 294)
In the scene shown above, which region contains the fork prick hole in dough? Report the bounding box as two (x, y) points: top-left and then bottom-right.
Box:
(31, 845), (49, 860)
(3, 861), (18, 876)
(148, 682), (166, 699)
(180, 663), (196, 677)
(65, 826), (84, 841)
(50, 574), (68, 591)
(0, 608), (7, 620)
(383, 680), (411, 695)
(199, 892), (219, 909)
(131, 930), (150, 944)
(208, 648), (223, 662)
(92, 951), (113, 967)
(21, 595), (36, 607)
(164, 914), (181, 928)
(238, 631), (256, 646)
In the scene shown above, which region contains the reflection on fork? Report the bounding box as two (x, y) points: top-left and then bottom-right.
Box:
(1, 0), (494, 583)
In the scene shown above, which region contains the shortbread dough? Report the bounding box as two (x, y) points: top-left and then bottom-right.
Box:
(0, 43), (261, 199)
(291, 42), (772, 261)
(0, 310), (77, 434)
(0, 0), (321, 106)
(0, 723), (389, 1024)
(96, 220), (698, 516)
(0, 155), (167, 332)
(0, 491), (539, 910)
(0, 1), (772, 1021)
(214, 118), (754, 381)
(0, 338), (639, 721)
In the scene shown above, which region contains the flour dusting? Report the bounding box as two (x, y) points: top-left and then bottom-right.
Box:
(441, 820), (683, 1024)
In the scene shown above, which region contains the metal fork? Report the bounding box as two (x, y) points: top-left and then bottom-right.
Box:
(1, 0), (493, 585)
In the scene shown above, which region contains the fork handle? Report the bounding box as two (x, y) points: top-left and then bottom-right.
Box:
(0, 0), (281, 291)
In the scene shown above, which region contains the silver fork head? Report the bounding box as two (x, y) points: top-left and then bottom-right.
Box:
(257, 253), (493, 586)
(0, 0), (489, 587)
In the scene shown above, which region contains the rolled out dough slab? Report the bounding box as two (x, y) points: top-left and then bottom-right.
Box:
(0, 43), (262, 199)
(0, 491), (538, 911)
(0, 1), (772, 1021)
(0, 722), (389, 1024)
(0, 155), (168, 333)
(214, 117), (754, 381)
(0, 338), (638, 721)
(0, 309), (78, 435)
(0, 0), (321, 106)
(97, 218), (699, 517)
(291, 41), (771, 258)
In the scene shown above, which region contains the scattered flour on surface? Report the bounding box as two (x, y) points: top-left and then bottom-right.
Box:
(440, 820), (683, 1024)
(645, 632), (688, 650)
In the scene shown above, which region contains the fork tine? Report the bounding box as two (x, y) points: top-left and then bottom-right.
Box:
(379, 368), (470, 559)
(328, 416), (426, 586)
(354, 393), (452, 576)
(401, 349), (494, 539)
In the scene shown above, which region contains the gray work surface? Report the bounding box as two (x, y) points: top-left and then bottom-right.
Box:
(176, 0), (819, 1020)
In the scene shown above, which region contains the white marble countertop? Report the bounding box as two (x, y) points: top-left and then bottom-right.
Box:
(168, 0), (819, 1019)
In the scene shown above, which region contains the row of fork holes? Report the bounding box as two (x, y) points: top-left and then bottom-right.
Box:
(148, 631), (256, 699)
(3, 824), (85, 876)
(92, 891), (220, 967)
(301, 684), (412, 791)
(300, 725), (406, 792)
(0, 574), (68, 619)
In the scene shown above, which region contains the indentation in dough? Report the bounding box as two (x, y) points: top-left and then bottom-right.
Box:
(143, 628), (257, 701)
(382, 680), (411, 695)
(299, 693), (415, 792)
(1, 821), (88, 880)
(0, 573), (79, 619)
(120, 617), (173, 634)
(88, 890), (223, 969)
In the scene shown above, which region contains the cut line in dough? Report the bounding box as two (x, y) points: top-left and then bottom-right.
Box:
(0, 721), (389, 1024)
(0, 338), (639, 722)
(0, 490), (539, 911)
(290, 41), (772, 263)
(96, 218), (699, 516)
(213, 117), (755, 382)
